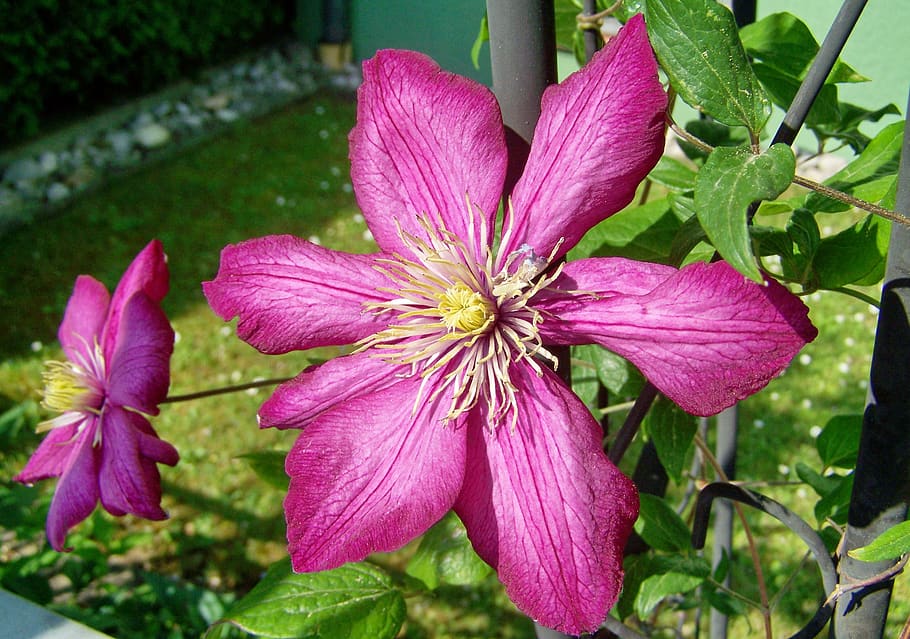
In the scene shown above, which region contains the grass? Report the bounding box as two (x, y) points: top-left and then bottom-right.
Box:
(0, 90), (905, 638)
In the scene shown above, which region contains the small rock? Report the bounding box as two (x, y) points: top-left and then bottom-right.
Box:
(133, 111), (155, 128)
(106, 130), (133, 156)
(46, 182), (71, 203)
(175, 101), (191, 116)
(65, 165), (97, 189)
(215, 109), (239, 123)
(38, 151), (58, 175)
(3, 158), (43, 183)
(204, 93), (232, 110)
(134, 123), (171, 149)
(181, 114), (205, 129)
(153, 101), (172, 117)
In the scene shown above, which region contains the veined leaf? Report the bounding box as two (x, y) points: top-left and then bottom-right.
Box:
(635, 493), (692, 552)
(211, 560), (405, 639)
(406, 512), (492, 589)
(645, 0), (770, 134)
(694, 143), (795, 281)
(634, 556), (711, 618)
(849, 521), (910, 562)
(643, 397), (697, 484)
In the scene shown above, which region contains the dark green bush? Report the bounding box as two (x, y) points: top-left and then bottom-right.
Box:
(0, 0), (293, 147)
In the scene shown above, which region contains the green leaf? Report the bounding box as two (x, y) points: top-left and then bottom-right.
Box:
(814, 215), (889, 289)
(694, 143), (795, 281)
(849, 520), (910, 562)
(570, 197), (683, 265)
(212, 560), (405, 639)
(470, 13), (489, 70)
(806, 121), (904, 213)
(667, 209), (709, 267)
(574, 344), (644, 398)
(406, 512), (492, 589)
(809, 102), (901, 154)
(554, 0), (582, 54)
(634, 556), (711, 618)
(645, 0), (770, 133)
(817, 414), (863, 469)
(677, 119), (748, 162)
(614, 0), (647, 23)
(740, 12), (865, 83)
(634, 494), (692, 552)
(643, 397), (697, 483)
(648, 156), (697, 192)
(237, 450), (288, 490)
(751, 63), (841, 126)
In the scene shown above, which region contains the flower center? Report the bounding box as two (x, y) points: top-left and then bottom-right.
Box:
(438, 282), (495, 333)
(41, 360), (97, 414)
(37, 340), (106, 434)
(358, 208), (562, 428)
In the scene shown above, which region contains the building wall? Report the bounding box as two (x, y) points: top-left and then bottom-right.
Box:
(350, 0), (491, 84)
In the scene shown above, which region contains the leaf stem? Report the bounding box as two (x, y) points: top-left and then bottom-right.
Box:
(667, 119), (910, 225)
(161, 377), (291, 403)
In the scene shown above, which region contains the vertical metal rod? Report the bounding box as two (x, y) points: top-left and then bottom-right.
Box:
(710, 407), (738, 639)
(771, 0), (867, 147)
(832, 91), (910, 638)
(485, 1), (557, 144)
(485, 3), (566, 638)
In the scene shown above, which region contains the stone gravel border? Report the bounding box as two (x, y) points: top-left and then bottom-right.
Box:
(0, 42), (361, 235)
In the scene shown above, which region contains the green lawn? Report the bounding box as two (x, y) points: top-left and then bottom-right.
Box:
(0, 92), (905, 638)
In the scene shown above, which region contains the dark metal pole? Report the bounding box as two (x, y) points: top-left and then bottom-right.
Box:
(485, 1), (556, 144)
(832, 92), (910, 638)
(710, 407), (738, 639)
(771, 0), (867, 147)
(485, 3), (564, 638)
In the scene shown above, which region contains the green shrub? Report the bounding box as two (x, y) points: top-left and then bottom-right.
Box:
(0, 0), (292, 146)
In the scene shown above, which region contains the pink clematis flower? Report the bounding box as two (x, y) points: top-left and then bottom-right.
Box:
(16, 240), (178, 551)
(204, 15), (815, 633)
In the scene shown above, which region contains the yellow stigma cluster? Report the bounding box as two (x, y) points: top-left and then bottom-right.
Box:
(358, 207), (562, 428)
(437, 282), (495, 334)
(41, 360), (94, 415)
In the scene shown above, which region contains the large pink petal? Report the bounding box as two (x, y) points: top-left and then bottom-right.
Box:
(204, 236), (392, 353)
(40, 419), (100, 551)
(350, 49), (507, 258)
(58, 276), (110, 364)
(14, 417), (92, 484)
(103, 240), (169, 362)
(455, 364), (637, 634)
(106, 293), (174, 414)
(535, 259), (818, 416)
(500, 14), (667, 264)
(98, 406), (177, 519)
(259, 352), (405, 430)
(285, 371), (466, 571)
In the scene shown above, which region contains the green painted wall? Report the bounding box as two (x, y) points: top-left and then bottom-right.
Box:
(350, 0), (491, 84)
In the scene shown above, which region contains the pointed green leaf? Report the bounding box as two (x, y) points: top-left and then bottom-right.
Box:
(634, 493), (692, 552)
(648, 156), (697, 192)
(237, 450), (288, 490)
(849, 520), (910, 562)
(634, 556), (711, 618)
(212, 560), (405, 639)
(740, 12), (865, 83)
(574, 344), (644, 398)
(806, 121), (904, 213)
(814, 215), (889, 289)
(643, 397), (697, 483)
(406, 512), (492, 589)
(570, 197), (683, 265)
(645, 0), (770, 133)
(695, 143), (795, 281)
(817, 414), (863, 469)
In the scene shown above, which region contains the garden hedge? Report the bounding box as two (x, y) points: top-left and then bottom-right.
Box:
(0, 0), (293, 147)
